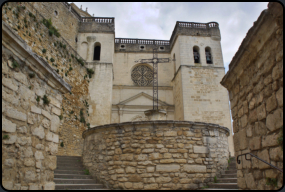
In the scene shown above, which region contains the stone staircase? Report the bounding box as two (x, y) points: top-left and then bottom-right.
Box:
(201, 157), (239, 190)
(54, 156), (109, 190)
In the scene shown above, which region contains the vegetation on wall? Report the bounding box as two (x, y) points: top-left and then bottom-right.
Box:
(42, 18), (60, 37)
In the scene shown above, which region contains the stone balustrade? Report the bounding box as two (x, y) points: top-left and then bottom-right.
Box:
(115, 38), (170, 45)
(81, 17), (114, 23)
(82, 121), (230, 190)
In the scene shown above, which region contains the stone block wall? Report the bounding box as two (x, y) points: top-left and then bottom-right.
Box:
(221, 2), (283, 190)
(2, 27), (70, 189)
(2, 2), (93, 156)
(82, 121), (230, 190)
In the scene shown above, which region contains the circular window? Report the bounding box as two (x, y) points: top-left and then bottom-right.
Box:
(131, 65), (153, 86)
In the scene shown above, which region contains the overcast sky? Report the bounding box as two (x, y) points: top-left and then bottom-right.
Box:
(72, 2), (268, 72)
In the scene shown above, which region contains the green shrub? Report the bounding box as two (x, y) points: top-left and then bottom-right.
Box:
(60, 142), (64, 147)
(71, 54), (74, 58)
(50, 58), (55, 62)
(36, 95), (41, 102)
(24, 17), (27, 23)
(59, 114), (63, 120)
(3, 135), (9, 140)
(69, 67), (73, 71)
(70, 110), (74, 114)
(76, 57), (85, 66)
(87, 68), (95, 78)
(63, 44), (66, 49)
(29, 73), (35, 78)
(213, 176), (218, 183)
(84, 169), (90, 175)
(266, 178), (277, 187)
(42, 95), (50, 105)
(48, 29), (54, 36)
(42, 49), (47, 53)
(12, 59), (19, 68)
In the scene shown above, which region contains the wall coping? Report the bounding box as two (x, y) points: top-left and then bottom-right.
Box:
(2, 20), (72, 93)
(82, 120), (230, 139)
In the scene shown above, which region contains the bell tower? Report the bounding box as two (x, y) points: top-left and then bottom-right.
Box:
(171, 21), (234, 156)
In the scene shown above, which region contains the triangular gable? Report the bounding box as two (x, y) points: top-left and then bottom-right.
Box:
(116, 92), (170, 106)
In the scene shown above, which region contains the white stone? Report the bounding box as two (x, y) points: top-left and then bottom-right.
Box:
(2, 181), (13, 190)
(42, 110), (52, 120)
(156, 164), (180, 172)
(49, 96), (61, 108)
(2, 90), (19, 105)
(5, 107), (27, 122)
(17, 126), (27, 133)
(17, 137), (32, 146)
(35, 151), (44, 160)
(2, 77), (18, 91)
(46, 132), (59, 143)
(31, 105), (41, 114)
(2, 116), (16, 132)
(193, 146), (208, 153)
(13, 72), (28, 86)
(36, 144), (45, 150)
(19, 85), (35, 101)
(43, 182), (55, 190)
(50, 115), (60, 133)
(4, 159), (14, 167)
(3, 135), (17, 144)
(51, 107), (61, 116)
(24, 158), (35, 167)
(32, 126), (45, 139)
(23, 147), (34, 157)
(45, 142), (58, 155)
(42, 118), (50, 129)
(183, 165), (206, 173)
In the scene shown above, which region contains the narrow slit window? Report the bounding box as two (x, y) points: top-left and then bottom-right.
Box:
(193, 46), (200, 63)
(205, 47), (212, 64)
(93, 42), (101, 60)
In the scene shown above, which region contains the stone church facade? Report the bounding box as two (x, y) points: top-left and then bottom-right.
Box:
(1, 2), (241, 190)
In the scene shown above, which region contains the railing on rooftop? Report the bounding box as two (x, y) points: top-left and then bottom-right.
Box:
(115, 38), (170, 45)
(81, 17), (114, 23)
(177, 21), (219, 28)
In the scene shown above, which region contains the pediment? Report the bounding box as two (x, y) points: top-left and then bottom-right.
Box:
(116, 92), (170, 106)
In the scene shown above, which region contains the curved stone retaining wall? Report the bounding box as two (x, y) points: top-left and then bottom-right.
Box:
(82, 121), (230, 190)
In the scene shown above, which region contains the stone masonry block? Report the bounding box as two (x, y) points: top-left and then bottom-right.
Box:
(257, 149), (270, 169)
(257, 103), (266, 120)
(156, 164), (180, 172)
(2, 116), (16, 132)
(6, 107), (27, 122)
(266, 93), (277, 112)
(266, 108), (283, 132)
(276, 87), (283, 107)
(249, 136), (261, 150)
(31, 105), (41, 114)
(183, 165), (206, 173)
(244, 173), (257, 189)
(193, 146), (208, 153)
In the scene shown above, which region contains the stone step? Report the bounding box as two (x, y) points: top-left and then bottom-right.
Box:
(208, 183), (238, 189)
(54, 178), (97, 184)
(200, 188), (239, 190)
(217, 178), (237, 183)
(54, 174), (93, 179)
(56, 165), (85, 170)
(225, 170), (237, 174)
(54, 170), (86, 175)
(57, 160), (83, 164)
(56, 156), (82, 160)
(220, 174), (237, 178)
(57, 163), (85, 167)
(55, 184), (104, 190)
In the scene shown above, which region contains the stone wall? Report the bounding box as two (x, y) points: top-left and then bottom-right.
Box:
(2, 2), (93, 156)
(2, 18), (71, 189)
(82, 121), (230, 190)
(220, 2), (283, 190)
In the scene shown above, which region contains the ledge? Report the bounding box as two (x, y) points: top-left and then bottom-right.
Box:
(82, 120), (230, 138)
(2, 20), (71, 93)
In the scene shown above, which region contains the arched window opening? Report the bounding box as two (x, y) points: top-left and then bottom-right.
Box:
(193, 46), (200, 63)
(93, 42), (101, 60)
(205, 47), (212, 64)
(173, 54), (176, 75)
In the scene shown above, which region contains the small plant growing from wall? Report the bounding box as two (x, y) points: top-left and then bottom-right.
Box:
(42, 95), (50, 105)
(59, 114), (63, 120)
(266, 178), (278, 188)
(213, 176), (218, 183)
(42, 18), (60, 37)
(87, 68), (94, 78)
(42, 49), (47, 53)
(84, 169), (90, 175)
(80, 109), (85, 124)
(50, 58), (55, 62)
(28, 72), (35, 78)
(36, 96), (41, 103)
(76, 57), (85, 66)
(60, 142), (64, 147)
(3, 135), (9, 140)
(12, 59), (19, 68)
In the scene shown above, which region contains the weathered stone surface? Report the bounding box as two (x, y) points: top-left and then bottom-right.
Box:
(46, 131), (59, 143)
(125, 166), (136, 173)
(28, 184), (40, 190)
(266, 108), (283, 132)
(2, 77), (18, 91)
(193, 146), (208, 153)
(248, 109), (257, 124)
(266, 93), (277, 112)
(149, 153), (163, 160)
(262, 133), (279, 148)
(183, 131), (194, 136)
(2, 116), (17, 132)
(134, 154), (147, 161)
(5, 107), (27, 122)
(276, 87), (283, 107)
(257, 149), (270, 169)
(164, 131), (177, 137)
(45, 142), (58, 155)
(42, 110), (51, 120)
(3, 135), (17, 144)
(2, 181), (13, 190)
(133, 182), (144, 189)
(249, 136), (261, 150)
(241, 115), (248, 128)
(49, 96), (61, 108)
(244, 173), (256, 189)
(269, 147), (283, 161)
(51, 107), (61, 116)
(144, 183), (158, 190)
(183, 165), (206, 173)
(45, 156), (57, 170)
(156, 177), (171, 183)
(43, 182), (55, 190)
(17, 136), (32, 146)
(31, 105), (41, 114)
(32, 126), (45, 139)
(156, 164), (180, 172)
(239, 128), (248, 150)
(257, 103), (266, 120)
(142, 148), (154, 153)
(237, 177), (246, 189)
(24, 158), (35, 167)
(128, 175), (142, 182)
